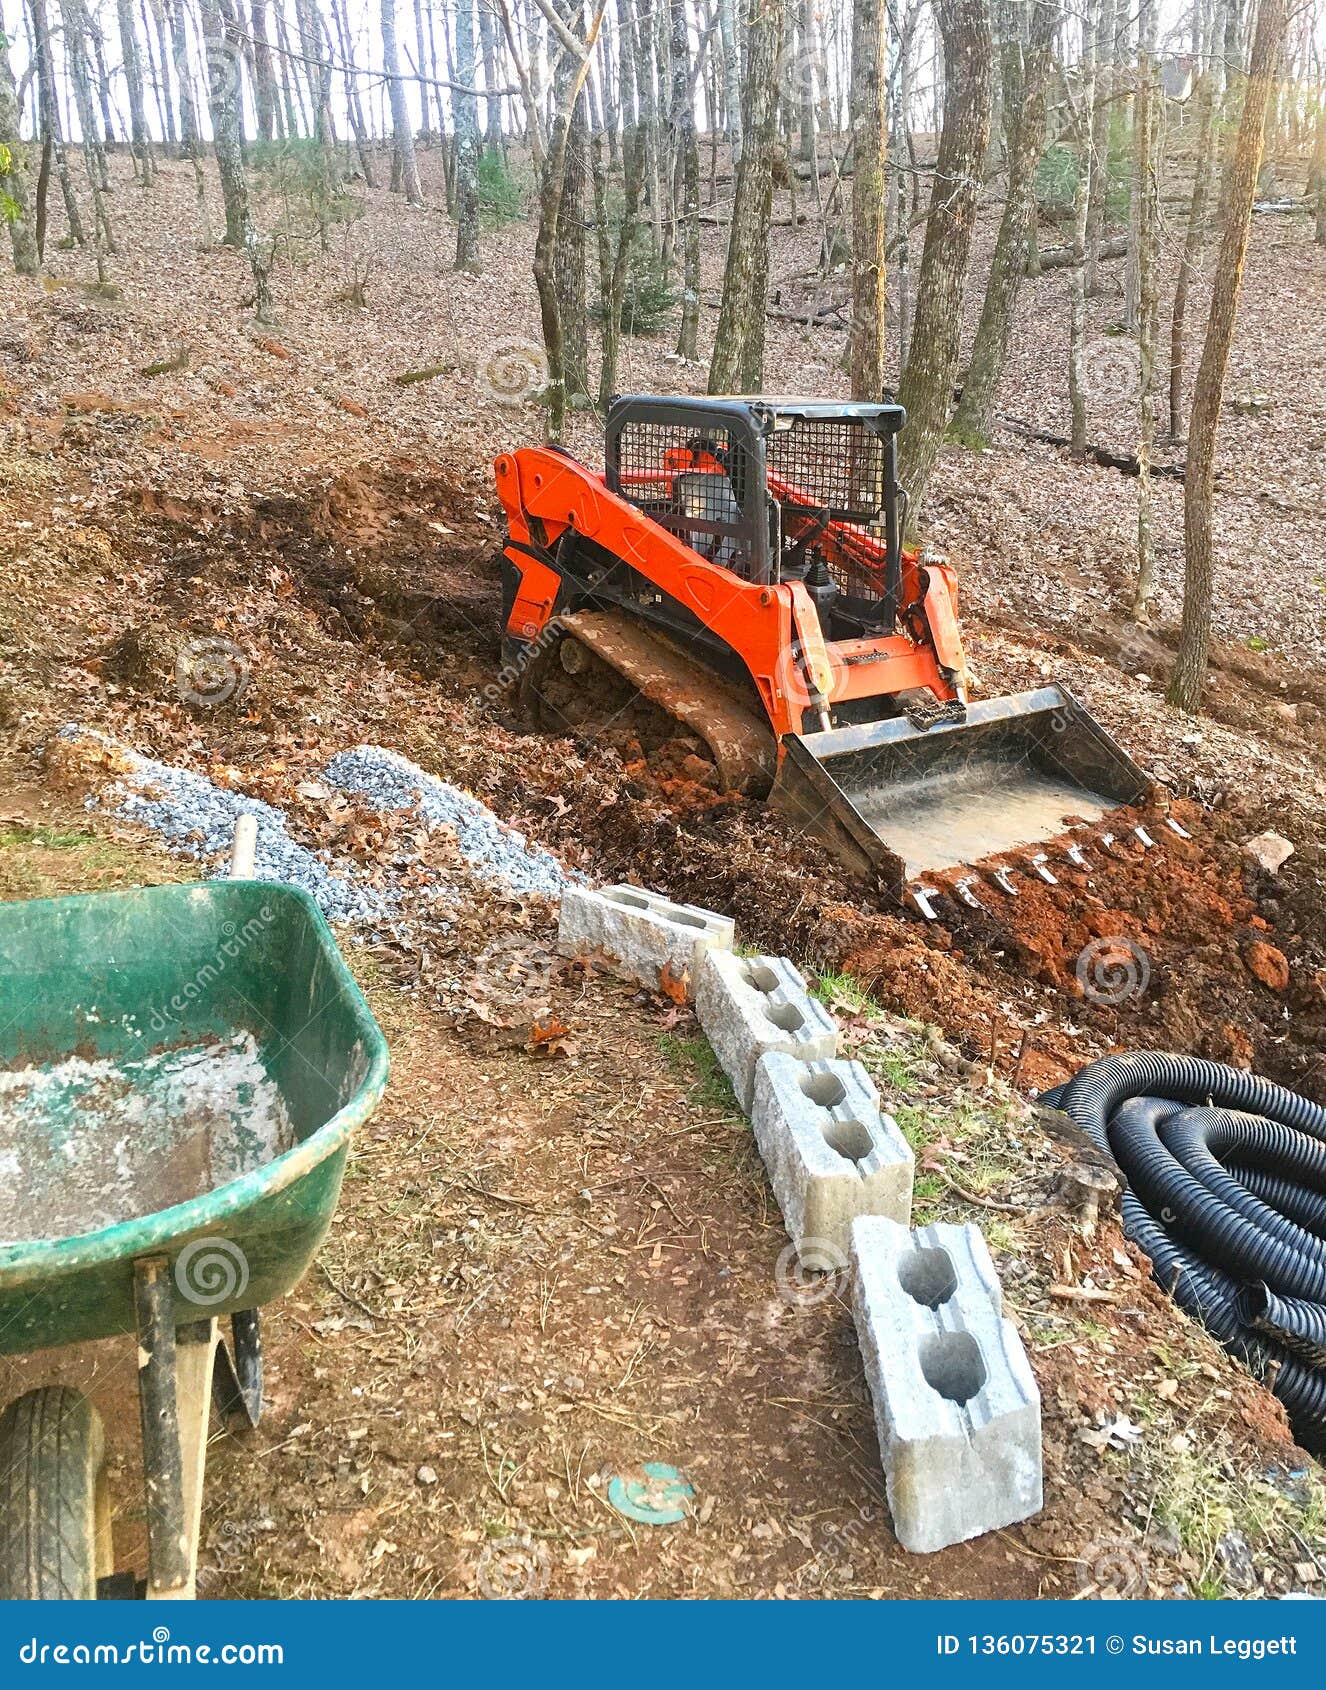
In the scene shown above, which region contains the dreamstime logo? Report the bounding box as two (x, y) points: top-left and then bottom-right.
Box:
(175, 637), (249, 708)
(1076, 1534), (1150, 1597)
(476, 1535), (550, 1599)
(774, 1237), (850, 1308)
(773, 641), (841, 728)
(203, 38), (243, 105)
(1075, 935), (1151, 1006)
(778, 41), (818, 104)
(477, 339), (549, 406)
(175, 1238), (250, 1307)
(1081, 336), (1144, 403)
(470, 931), (559, 1014)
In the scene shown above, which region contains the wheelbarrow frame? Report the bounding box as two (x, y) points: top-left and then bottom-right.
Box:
(0, 871), (389, 1599)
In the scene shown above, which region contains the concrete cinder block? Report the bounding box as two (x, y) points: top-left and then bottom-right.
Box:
(849, 1215), (1042, 1554)
(695, 952), (839, 1112)
(751, 1054), (914, 1256)
(557, 884), (733, 1000)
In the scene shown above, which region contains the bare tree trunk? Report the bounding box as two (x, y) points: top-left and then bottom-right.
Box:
(895, 0), (993, 526)
(716, 0), (741, 164)
(847, 0), (886, 399)
(88, 16), (119, 149)
(383, 0), (425, 203)
(199, 0), (252, 247)
(116, 0), (156, 181)
(164, 0), (210, 242)
(795, 0), (816, 163)
(30, 0), (86, 248)
(891, 0), (921, 366)
(532, 0), (608, 437)
(598, 56), (643, 403)
(952, 0), (1056, 446)
(455, 0), (482, 268)
(627, 0), (660, 247)
(707, 0), (784, 393)
(330, 0), (375, 181)
(1170, 0), (1287, 713)
(140, 0), (175, 147)
(1131, 0), (1160, 621)
(1122, 8), (1140, 330)
(478, 0), (504, 148)
(294, 0), (338, 229)
(273, 1), (304, 136)
(671, 0), (700, 358)
(553, 29), (589, 403)
(1069, 0), (1100, 454)
(60, 0), (117, 258)
(0, 27), (39, 274)
(250, 0), (278, 140)
(1083, 0), (1115, 294)
(1311, 80), (1326, 243)
(1169, 1), (1219, 439)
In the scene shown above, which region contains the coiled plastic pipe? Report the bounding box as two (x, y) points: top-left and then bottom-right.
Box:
(1042, 1053), (1326, 1452)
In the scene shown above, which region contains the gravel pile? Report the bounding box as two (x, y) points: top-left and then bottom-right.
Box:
(324, 744), (571, 900)
(65, 728), (398, 927)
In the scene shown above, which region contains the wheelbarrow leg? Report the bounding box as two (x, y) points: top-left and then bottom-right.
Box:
(133, 1257), (218, 1601)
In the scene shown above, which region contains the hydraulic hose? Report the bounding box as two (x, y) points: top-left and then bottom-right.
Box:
(1042, 1053), (1326, 1452)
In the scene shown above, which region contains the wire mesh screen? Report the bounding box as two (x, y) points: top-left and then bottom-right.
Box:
(613, 422), (756, 577)
(767, 418), (890, 605)
(765, 418), (887, 521)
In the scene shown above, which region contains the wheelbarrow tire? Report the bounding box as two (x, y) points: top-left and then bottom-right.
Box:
(0, 1386), (111, 1600)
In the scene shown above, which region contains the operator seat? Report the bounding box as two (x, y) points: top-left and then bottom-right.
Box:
(673, 469), (748, 577)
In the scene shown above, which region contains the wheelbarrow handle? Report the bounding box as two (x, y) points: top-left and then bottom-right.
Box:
(229, 814), (258, 880)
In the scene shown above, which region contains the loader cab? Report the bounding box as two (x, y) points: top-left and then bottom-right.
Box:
(604, 394), (908, 636)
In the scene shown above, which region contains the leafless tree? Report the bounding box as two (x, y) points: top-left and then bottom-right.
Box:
(1069, 0), (1100, 455)
(707, 0), (784, 393)
(456, 0), (482, 268)
(847, 0), (886, 400)
(0, 25), (38, 274)
(1171, 0), (1290, 711)
(1131, 0), (1160, 621)
(952, 0), (1057, 446)
(896, 0), (994, 524)
(384, 0), (425, 204)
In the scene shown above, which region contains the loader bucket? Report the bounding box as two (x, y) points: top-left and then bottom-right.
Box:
(770, 685), (1151, 894)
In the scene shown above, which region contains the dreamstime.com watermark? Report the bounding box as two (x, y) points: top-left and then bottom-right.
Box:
(1076, 1534), (1152, 1597)
(477, 338), (549, 406)
(476, 1534), (550, 1599)
(1081, 336), (1144, 404)
(175, 636), (250, 708)
(146, 904), (277, 1033)
(774, 1237), (852, 1308)
(1075, 935), (1151, 1007)
(470, 930), (560, 1016)
(175, 1237), (251, 1308)
(18, 1626), (282, 1667)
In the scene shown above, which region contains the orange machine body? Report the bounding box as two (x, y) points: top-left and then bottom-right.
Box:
(493, 441), (969, 746)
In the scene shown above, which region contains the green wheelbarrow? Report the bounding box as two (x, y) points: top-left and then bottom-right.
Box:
(0, 863), (388, 1600)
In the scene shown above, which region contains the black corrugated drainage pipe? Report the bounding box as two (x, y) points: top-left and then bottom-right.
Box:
(1042, 1053), (1326, 1453)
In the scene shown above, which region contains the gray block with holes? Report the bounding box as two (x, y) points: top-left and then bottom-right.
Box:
(849, 1215), (1042, 1554)
(751, 1054), (914, 1257)
(695, 952), (840, 1111)
(557, 884), (734, 1001)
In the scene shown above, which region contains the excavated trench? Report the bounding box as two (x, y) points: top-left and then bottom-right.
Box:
(109, 468), (1326, 1108)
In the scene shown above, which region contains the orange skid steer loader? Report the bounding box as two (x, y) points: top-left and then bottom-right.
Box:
(494, 395), (1152, 907)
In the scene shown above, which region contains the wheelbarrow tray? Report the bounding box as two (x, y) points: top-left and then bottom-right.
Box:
(0, 882), (388, 1355)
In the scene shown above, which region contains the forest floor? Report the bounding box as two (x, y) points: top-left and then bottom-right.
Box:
(1, 143), (1325, 1598)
